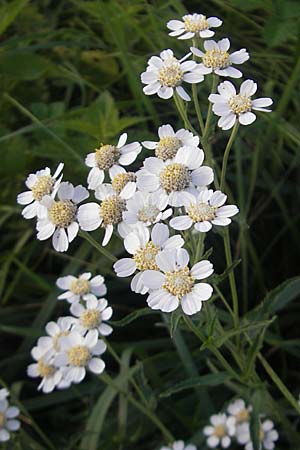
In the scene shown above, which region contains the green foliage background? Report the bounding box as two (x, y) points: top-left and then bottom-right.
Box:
(0, 0), (300, 449)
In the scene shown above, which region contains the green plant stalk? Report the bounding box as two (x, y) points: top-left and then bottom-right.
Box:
(220, 121), (239, 191)
(79, 230), (117, 263)
(203, 74), (218, 140)
(173, 93), (198, 135)
(223, 228), (239, 332)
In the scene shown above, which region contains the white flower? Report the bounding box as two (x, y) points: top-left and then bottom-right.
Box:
(227, 398), (251, 425)
(78, 183), (133, 246)
(85, 133), (141, 190)
(237, 420), (279, 450)
(141, 49), (204, 101)
(113, 223), (184, 294)
(209, 79), (273, 130)
(160, 440), (197, 450)
(0, 392), (20, 442)
(56, 272), (107, 304)
(142, 124), (200, 161)
(17, 163), (63, 219)
(203, 413), (236, 448)
(54, 330), (106, 384)
(0, 390), (9, 400)
(123, 191), (172, 227)
(167, 14), (222, 40)
(36, 317), (75, 357)
(170, 188), (238, 232)
(70, 295), (113, 336)
(191, 38), (249, 78)
(136, 148), (214, 207)
(36, 181), (89, 252)
(142, 247), (213, 315)
(109, 166), (137, 198)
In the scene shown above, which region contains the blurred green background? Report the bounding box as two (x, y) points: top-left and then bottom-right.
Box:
(0, 0), (300, 449)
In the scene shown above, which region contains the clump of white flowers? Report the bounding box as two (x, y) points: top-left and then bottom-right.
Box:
(0, 388), (20, 442)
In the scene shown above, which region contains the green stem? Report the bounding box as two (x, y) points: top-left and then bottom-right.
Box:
(223, 228), (239, 331)
(79, 230), (117, 263)
(203, 74), (218, 140)
(220, 121), (239, 191)
(214, 285), (235, 318)
(193, 232), (205, 264)
(191, 39), (205, 135)
(173, 93), (198, 135)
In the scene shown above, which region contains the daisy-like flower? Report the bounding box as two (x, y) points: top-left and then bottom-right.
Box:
(141, 49), (204, 101)
(208, 79), (273, 130)
(203, 413), (236, 448)
(170, 188), (239, 232)
(78, 183), (133, 246)
(0, 389), (20, 442)
(167, 14), (222, 40)
(237, 420), (279, 450)
(113, 223), (184, 294)
(54, 330), (106, 384)
(123, 191), (172, 227)
(70, 295), (113, 336)
(85, 133), (141, 190)
(142, 248), (213, 315)
(142, 124), (200, 161)
(36, 181), (89, 252)
(37, 317), (75, 358)
(191, 38), (249, 78)
(136, 148), (214, 207)
(160, 440), (197, 450)
(17, 163), (63, 219)
(56, 272), (107, 304)
(227, 399), (251, 425)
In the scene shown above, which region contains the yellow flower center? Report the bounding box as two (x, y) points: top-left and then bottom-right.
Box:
(31, 175), (55, 201)
(53, 331), (69, 351)
(49, 200), (77, 227)
(70, 279), (90, 295)
(155, 136), (182, 160)
(137, 205), (160, 223)
(133, 241), (160, 271)
(202, 49), (231, 70)
(186, 202), (217, 222)
(159, 163), (191, 193)
(214, 424), (227, 438)
(183, 15), (209, 33)
(111, 172), (136, 194)
(80, 309), (101, 329)
(228, 94), (252, 114)
(37, 359), (56, 378)
(158, 58), (183, 88)
(236, 408), (250, 423)
(163, 266), (194, 299)
(95, 144), (120, 170)
(0, 412), (6, 428)
(100, 195), (126, 227)
(67, 345), (91, 366)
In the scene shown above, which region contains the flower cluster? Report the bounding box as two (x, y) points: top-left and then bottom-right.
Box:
(0, 389), (20, 442)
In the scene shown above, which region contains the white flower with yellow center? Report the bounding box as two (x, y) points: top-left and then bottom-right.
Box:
(85, 133), (141, 190)
(203, 413), (236, 448)
(36, 182), (89, 252)
(142, 124), (200, 161)
(109, 166), (137, 198)
(237, 420), (279, 450)
(123, 191), (172, 228)
(17, 163), (64, 219)
(191, 38), (249, 78)
(113, 223), (184, 295)
(70, 295), (113, 336)
(136, 148), (214, 207)
(160, 441), (197, 450)
(227, 399), (251, 425)
(56, 272), (107, 304)
(142, 248), (213, 315)
(0, 390), (20, 442)
(78, 183), (132, 246)
(141, 49), (204, 101)
(170, 188), (239, 232)
(36, 317), (74, 358)
(209, 79), (273, 130)
(167, 14), (222, 40)
(54, 330), (106, 384)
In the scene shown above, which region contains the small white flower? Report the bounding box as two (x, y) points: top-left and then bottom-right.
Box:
(160, 440), (197, 450)
(136, 148), (214, 207)
(123, 191), (172, 227)
(56, 272), (107, 304)
(54, 330), (106, 384)
(191, 38), (249, 78)
(85, 133), (141, 190)
(17, 163), (64, 219)
(0, 391), (20, 442)
(27, 342), (63, 393)
(209, 79), (273, 130)
(142, 247), (213, 315)
(36, 181), (89, 252)
(227, 398), (251, 425)
(78, 183), (132, 246)
(170, 188), (238, 232)
(70, 295), (113, 336)
(36, 317), (75, 357)
(238, 420), (279, 450)
(113, 223), (184, 294)
(109, 166), (137, 198)
(167, 14), (222, 40)
(141, 49), (204, 101)
(143, 124), (200, 161)
(203, 413), (236, 448)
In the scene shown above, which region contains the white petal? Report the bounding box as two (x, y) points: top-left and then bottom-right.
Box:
(147, 290), (179, 312)
(22, 201), (38, 219)
(194, 221), (212, 232)
(230, 49), (249, 65)
(58, 182), (74, 201)
(17, 190), (34, 205)
(151, 223), (169, 247)
(176, 247), (189, 268)
(67, 222), (79, 243)
(191, 166), (214, 186)
(193, 283), (213, 300)
(37, 221), (56, 240)
(163, 235), (184, 250)
(176, 85), (191, 101)
(217, 205), (239, 217)
(210, 190), (227, 207)
(252, 97), (273, 108)
(157, 86), (174, 99)
(238, 111), (256, 125)
(166, 19), (184, 30)
(218, 113), (236, 130)
(102, 224), (113, 246)
(207, 17), (222, 27)
(181, 292), (202, 315)
(191, 260), (214, 279)
(87, 167), (104, 190)
(52, 228), (69, 252)
(142, 270), (165, 289)
(240, 79), (257, 96)
(170, 216), (193, 230)
(73, 185), (89, 204)
(88, 358), (105, 374)
(113, 258), (136, 277)
(218, 38), (230, 51)
(77, 203), (101, 231)
(117, 133), (127, 148)
(143, 81), (161, 95)
(155, 249), (177, 272)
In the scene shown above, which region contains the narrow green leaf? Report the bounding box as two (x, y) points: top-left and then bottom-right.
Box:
(109, 307), (158, 327)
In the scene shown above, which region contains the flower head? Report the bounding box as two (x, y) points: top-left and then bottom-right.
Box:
(227, 398), (251, 424)
(160, 441), (197, 450)
(56, 272), (107, 303)
(0, 390), (20, 442)
(237, 419), (279, 450)
(203, 413), (236, 448)
(123, 191), (172, 228)
(167, 14), (222, 40)
(209, 79), (273, 130)
(70, 295), (113, 336)
(141, 49), (204, 101)
(191, 38), (249, 78)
